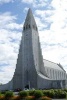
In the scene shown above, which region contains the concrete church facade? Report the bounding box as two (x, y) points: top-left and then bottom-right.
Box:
(0, 8), (67, 90)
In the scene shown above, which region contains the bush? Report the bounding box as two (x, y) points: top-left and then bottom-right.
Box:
(34, 90), (43, 99)
(28, 90), (35, 96)
(5, 91), (13, 97)
(1, 90), (8, 94)
(19, 91), (28, 98)
(43, 90), (55, 98)
(5, 91), (14, 100)
(54, 89), (66, 98)
(63, 89), (67, 92)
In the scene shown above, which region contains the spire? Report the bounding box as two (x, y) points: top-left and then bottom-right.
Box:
(26, 8), (33, 18)
(23, 8), (38, 32)
(25, 8), (34, 22)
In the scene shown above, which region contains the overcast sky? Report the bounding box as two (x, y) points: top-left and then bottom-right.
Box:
(0, 0), (67, 84)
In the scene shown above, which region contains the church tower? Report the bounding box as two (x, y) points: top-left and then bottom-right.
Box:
(13, 8), (47, 90)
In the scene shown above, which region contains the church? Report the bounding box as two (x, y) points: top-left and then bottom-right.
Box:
(0, 8), (67, 90)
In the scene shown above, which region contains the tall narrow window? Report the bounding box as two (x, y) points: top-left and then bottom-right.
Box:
(29, 25), (30, 28)
(24, 26), (25, 30)
(26, 24), (28, 29)
(36, 27), (37, 31)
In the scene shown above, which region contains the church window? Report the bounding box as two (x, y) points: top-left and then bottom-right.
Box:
(26, 24), (28, 29)
(29, 24), (30, 28)
(32, 24), (38, 31)
(33, 25), (35, 29)
(62, 72), (63, 79)
(26, 24), (30, 29)
(57, 71), (60, 79)
(63, 73), (65, 78)
(50, 69), (51, 78)
(26, 33), (28, 36)
(47, 68), (48, 73)
(36, 27), (37, 31)
(63, 73), (64, 78)
(24, 26), (25, 30)
(57, 71), (58, 79)
(59, 72), (61, 79)
(51, 69), (53, 79)
(59, 72), (62, 79)
(56, 71), (58, 80)
(64, 73), (65, 79)
(64, 73), (66, 79)
(54, 70), (56, 79)
(53, 70), (54, 79)
(51, 70), (52, 78)
(46, 68), (49, 76)
(53, 70), (54, 76)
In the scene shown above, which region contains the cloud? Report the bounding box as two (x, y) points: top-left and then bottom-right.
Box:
(35, 9), (53, 19)
(35, 16), (48, 30)
(34, 0), (67, 72)
(0, 12), (23, 30)
(51, 0), (67, 10)
(0, 0), (14, 4)
(0, 12), (22, 84)
(23, 7), (29, 13)
(21, 0), (35, 4)
(35, 9), (53, 30)
(21, 0), (48, 8)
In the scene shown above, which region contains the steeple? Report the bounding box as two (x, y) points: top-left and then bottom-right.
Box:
(23, 8), (38, 32)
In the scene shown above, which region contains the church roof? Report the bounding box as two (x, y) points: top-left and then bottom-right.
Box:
(43, 59), (65, 71)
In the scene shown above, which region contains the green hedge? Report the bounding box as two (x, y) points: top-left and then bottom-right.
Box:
(33, 90), (43, 98)
(5, 91), (14, 98)
(4, 91), (14, 100)
(28, 90), (35, 96)
(19, 91), (28, 98)
(0, 89), (67, 99)
(43, 89), (67, 98)
(54, 89), (67, 98)
(43, 90), (55, 98)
